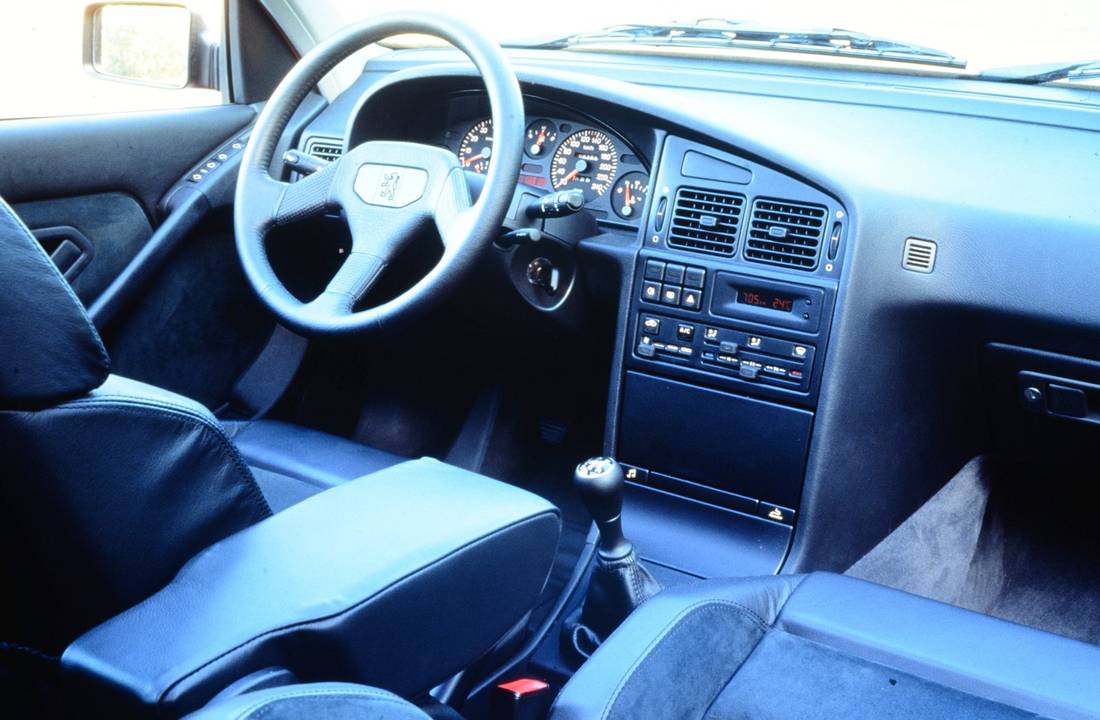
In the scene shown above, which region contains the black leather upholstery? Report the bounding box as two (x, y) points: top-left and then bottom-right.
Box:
(223, 419), (405, 510)
(0, 375), (272, 655)
(63, 458), (561, 717)
(0, 196), (109, 406)
(185, 683), (431, 720)
(552, 572), (1100, 720)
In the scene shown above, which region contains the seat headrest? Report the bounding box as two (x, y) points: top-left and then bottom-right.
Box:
(0, 196), (109, 407)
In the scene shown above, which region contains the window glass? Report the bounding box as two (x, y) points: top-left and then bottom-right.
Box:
(0, 0), (223, 120)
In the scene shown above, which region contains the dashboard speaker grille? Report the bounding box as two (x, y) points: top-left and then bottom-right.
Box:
(667, 187), (746, 256)
(902, 237), (937, 273)
(304, 137), (343, 162)
(744, 198), (828, 270)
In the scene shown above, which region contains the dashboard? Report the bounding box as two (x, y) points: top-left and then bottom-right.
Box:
(292, 50), (1100, 578)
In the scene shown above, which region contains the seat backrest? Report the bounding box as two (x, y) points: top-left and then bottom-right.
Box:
(0, 196), (271, 655)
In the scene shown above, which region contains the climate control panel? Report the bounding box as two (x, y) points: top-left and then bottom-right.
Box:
(635, 312), (815, 392)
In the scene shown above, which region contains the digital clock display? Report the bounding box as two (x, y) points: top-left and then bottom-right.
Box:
(737, 287), (795, 313)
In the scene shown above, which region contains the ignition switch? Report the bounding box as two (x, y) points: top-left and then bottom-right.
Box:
(526, 257), (560, 295)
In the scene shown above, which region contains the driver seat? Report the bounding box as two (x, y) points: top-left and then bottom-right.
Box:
(0, 196), (401, 657)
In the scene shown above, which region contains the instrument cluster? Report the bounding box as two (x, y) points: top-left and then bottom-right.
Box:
(448, 115), (650, 224)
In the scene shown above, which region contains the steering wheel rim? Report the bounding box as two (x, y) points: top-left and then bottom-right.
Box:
(235, 12), (523, 336)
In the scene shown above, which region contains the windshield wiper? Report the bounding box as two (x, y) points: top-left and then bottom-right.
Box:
(532, 20), (966, 69)
(978, 60), (1100, 85)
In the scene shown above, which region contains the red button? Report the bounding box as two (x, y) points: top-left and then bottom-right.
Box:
(497, 678), (550, 697)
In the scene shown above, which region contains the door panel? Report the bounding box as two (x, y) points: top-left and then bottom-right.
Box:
(0, 105), (254, 214)
(13, 193), (152, 304)
(0, 103), (268, 411)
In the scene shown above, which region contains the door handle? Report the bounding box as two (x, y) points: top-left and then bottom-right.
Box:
(32, 225), (95, 281)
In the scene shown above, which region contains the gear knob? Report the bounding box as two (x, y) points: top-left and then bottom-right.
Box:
(574, 456), (631, 559)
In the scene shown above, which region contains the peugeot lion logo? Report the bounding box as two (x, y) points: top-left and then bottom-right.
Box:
(379, 171), (401, 202)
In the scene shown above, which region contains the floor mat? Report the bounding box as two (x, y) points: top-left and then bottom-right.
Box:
(847, 455), (1100, 645)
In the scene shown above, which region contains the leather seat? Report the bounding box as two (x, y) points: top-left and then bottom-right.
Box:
(0, 195), (398, 655)
(552, 572), (1100, 720)
(223, 419), (405, 511)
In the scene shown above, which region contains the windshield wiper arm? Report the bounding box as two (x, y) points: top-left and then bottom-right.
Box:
(532, 20), (965, 69)
(978, 60), (1100, 85)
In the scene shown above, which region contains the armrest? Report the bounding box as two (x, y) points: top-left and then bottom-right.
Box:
(62, 458), (561, 717)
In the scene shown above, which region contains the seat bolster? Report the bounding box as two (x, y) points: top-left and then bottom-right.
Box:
(551, 575), (804, 720)
(185, 682), (430, 720)
(0, 374), (271, 653)
(776, 573), (1100, 720)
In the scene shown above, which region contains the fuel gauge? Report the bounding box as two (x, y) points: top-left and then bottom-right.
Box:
(612, 172), (649, 220)
(525, 119), (558, 158)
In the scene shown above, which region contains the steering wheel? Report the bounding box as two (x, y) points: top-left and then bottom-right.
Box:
(235, 13), (523, 335)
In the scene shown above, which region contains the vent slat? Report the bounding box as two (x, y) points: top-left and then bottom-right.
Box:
(744, 198), (827, 270)
(304, 138), (343, 162)
(667, 187), (746, 256)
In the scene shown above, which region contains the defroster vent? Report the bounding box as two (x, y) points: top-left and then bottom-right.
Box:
(667, 187), (746, 257)
(744, 198), (828, 270)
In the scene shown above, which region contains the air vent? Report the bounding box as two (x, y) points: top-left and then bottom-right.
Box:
(744, 198), (828, 270)
(902, 237), (937, 273)
(304, 137), (343, 162)
(666, 187), (746, 256)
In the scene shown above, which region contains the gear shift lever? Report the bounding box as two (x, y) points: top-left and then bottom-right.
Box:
(574, 456), (661, 640)
(574, 457), (631, 559)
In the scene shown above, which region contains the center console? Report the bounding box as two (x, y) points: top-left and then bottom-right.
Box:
(612, 135), (846, 580)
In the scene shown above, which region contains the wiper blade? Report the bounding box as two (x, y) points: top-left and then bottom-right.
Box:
(978, 60), (1100, 85)
(532, 20), (965, 69)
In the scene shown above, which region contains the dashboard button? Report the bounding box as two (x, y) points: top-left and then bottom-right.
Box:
(739, 364), (760, 380)
(703, 327), (719, 343)
(664, 263), (686, 284)
(685, 267), (706, 289)
(637, 342), (656, 358)
(644, 259), (665, 281)
(676, 323), (695, 342)
(719, 341), (738, 354)
(660, 285), (681, 306)
(681, 289), (702, 310)
(641, 281), (661, 302)
(641, 316), (661, 334)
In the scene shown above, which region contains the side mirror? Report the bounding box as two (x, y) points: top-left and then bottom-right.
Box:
(83, 2), (218, 89)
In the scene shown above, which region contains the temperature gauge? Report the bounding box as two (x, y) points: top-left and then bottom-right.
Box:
(612, 172), (649, 220)
(525, 119), (558, 158)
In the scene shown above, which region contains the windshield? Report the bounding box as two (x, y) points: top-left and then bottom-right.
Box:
(302, 0), (1100, 82)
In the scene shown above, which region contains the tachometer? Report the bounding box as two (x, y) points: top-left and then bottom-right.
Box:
(550, 129), (619, 200)
(458, 118), (493, 174)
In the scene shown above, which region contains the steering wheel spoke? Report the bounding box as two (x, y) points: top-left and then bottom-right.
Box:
(304, 249), (386, 318)
(272, 159), (342, 226)
(433, 167), (476, 248)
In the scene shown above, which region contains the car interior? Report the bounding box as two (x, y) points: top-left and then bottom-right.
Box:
(3, 2), (1100, 719)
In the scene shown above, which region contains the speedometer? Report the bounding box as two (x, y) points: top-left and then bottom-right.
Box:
(550, 129), (619, 201)
(458, 119), (493, 174)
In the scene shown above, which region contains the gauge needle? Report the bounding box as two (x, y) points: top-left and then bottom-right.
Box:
(624, 183), (633, 206)
(561, 169), (580, 184)
(537, 129), (545, 144)
(462, 154), (483, 167)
